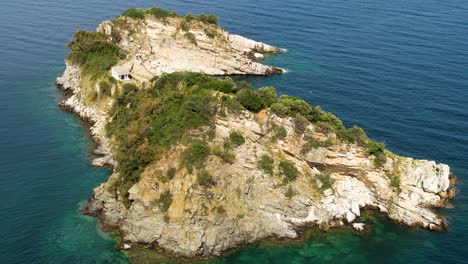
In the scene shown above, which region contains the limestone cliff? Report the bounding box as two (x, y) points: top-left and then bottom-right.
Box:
(82, 110), (454, 258)
(97, 15), (284, 81)
(56, 8), (455, 260)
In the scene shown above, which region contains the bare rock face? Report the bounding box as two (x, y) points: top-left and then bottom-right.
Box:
(83, 111), (455, 258)
(56, 63), (115, 167)
(96, 16), (284, 80)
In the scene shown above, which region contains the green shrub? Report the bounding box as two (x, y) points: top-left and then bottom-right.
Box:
(99, 80), (111, 97)
(285, 186), (297, 198)
(386, 172), (402, 193)
(258, 86), (278, 107)
(336, 126), (368, 146)
(204, 29), (217, 38)
(201, 78), (235, 93)
(272, 125), (287, 141)
(258, 154), (274, 176)
(315, 121), (333, 135)
(122, 8), (146, 19)
(229, 131), (245, 147)
(197, 13), (218, 25)
(154, 190), (173, 212)
(185, 13), (195, 21)
(236, 88), (264, 112)
(222, 96), (244, 114)
(197, 169), (213, 186)
(279, 160), (298, 183)
(182, 141), (211, 170)
(316, 171), (334, 191)
(366, 140), (387, 168)
(166, 167), (176, 180)
(270, 102), (289, 117)
(301, 137), (334, 154)
(215, 206), (226, 214)
(146, 7), (174, 19)
(184, 32), (196, 44)
(180, 21), (190, 31)
(212, 145), (235, 163)
(294, 115), (309, 134)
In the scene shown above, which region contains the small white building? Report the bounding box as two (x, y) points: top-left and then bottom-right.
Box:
(111, 65), (131, 81)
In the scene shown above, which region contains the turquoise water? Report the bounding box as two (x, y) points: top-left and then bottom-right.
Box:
(1, 0), (467, 263)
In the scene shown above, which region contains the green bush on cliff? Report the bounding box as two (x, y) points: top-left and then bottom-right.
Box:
(184, 32), (197, 44)
(236, 88), (264, 112)
(154, 190), (173, 212)
(228, 131), (245, 147)
(197, 169), (214, 186)
(316, 171), (334, 191)
(258, 154), (274, 176)
(301, 136), (334, 154)
(271, 125), (287, 141)
(336, 125), (368, 146)
(66, 31), (125, 79)
(182, 140), (211, 170)
(279, 160), (298, 183)
(146, 7), (176, 19)
(366, 140), (387, 168)
(257, 86), (278, 107)
(122, 8), (146, 19)
(270, 95), (345, 133)
(197, 13), (218, 25)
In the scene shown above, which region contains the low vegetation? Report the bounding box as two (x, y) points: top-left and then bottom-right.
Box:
(316, 171), (334, 192)
(121, 7), (218, 25)
(386, 172), (402, 193)
(153, 190), (173, 212)
(366, 140), (387, 168)
(197, 169), (214, 186)
(258, 154), (274, 176)
(182, 140), (211, 171)
(228, 131), (245, 147)
(271, 125), (287, 141)
(301, 136), (334, 154)
(285, 186), (297, 198)
(278, 160), (298, 183)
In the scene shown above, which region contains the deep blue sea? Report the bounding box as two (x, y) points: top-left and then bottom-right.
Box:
(1, 0), (467, 263)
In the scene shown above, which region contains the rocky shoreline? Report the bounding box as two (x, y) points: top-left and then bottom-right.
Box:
(56, 10), (456, 260)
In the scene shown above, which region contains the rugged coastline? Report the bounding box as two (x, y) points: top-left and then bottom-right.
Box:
(56, 7), (456, 260)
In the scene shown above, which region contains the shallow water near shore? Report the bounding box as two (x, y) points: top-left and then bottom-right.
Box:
(1, 0), (467, 263)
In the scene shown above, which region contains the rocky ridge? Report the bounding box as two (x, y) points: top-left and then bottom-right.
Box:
(97, 15), (285, 81)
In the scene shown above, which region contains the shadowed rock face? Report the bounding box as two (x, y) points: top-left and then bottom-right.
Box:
(96, 16), (285, 81)
(57, 12), (455, 259)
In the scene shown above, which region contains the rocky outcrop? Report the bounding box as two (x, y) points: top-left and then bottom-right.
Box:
(56, 62), (115, 167)
(83, 111), (455, 258)
(96, 16), (284, 80)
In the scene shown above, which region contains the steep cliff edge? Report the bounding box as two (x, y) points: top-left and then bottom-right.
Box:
(57, 7), (455, 260)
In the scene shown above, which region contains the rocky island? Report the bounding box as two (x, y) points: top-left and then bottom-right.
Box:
(56, 7), (455, 259)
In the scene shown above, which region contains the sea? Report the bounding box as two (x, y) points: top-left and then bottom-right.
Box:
(0, 0), (467, 263)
